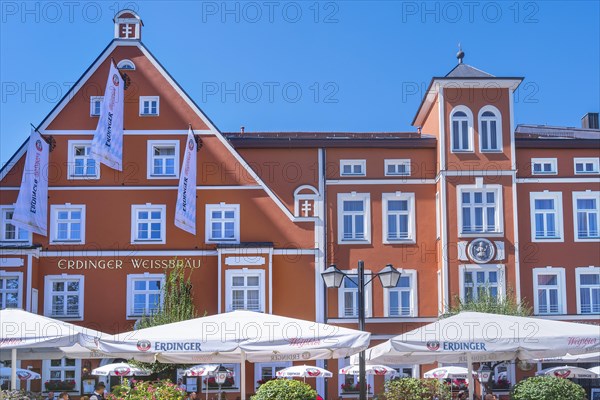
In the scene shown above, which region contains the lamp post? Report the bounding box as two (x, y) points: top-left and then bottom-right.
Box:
(214, 364), (230, 398)
(321, 260), (401, 400)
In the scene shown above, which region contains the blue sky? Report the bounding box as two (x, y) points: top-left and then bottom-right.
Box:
(1, 1), (599, 165)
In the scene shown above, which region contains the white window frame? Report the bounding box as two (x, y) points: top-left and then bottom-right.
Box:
(126, 273), (165, 319)
(67, 140), (100, 180)
(0, 205), (31, 244)
(384, 159), (411, 176)
(531, 158), (558, 176)
(42, 358), (81, 394)
(50, 204), (86, 245)
(450, 105), (474, 152)
(0, 271), (23, 309)
(147, 140), (180, 179)
(131, 204), (166, 244)
(382, 192), (416, 244)
(116, 59), (136, 70)
(338, 270), (372, 318)
(340, 159), (366, 177)
(383, 269), (418, 317)
(532, 267), (566, 315)
(435, 192), (441, 240)
(529, 192), (564, 242)
(478, 105), (503, 152)
(337, 192), (371, 244)
(89, 96), (103, 117)
(205, 203), (240, 244)
(457, 182), (504, 237)
(225, 269), (265, 313)
(44, 274), (85, 321)
(575, 266), (600, 315)
(573, 191), (600, 242)
(459, 264), (506, 303)
(574, 157), (600, 175)
(139, 96), (160, 116)
(254, 362), (291, 389)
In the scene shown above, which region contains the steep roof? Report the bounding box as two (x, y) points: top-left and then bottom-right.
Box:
(445, 63), (495, 78)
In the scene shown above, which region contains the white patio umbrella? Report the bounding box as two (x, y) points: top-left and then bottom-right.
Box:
(184, 364), (220, 377)
(424, 366), (471, 379)
(96, 310), (370, 400)
(536, 352), (600, 363)
(92, 362), (151, 377)
(589, 366), (600, 375)
(339, 364), (397, 377)
(276, 365), (333, 381)
(0, 309), (108, 390)
(0, 367), (41, 381)
(536, 365), (600, 379)
(361, 312), (600, 400)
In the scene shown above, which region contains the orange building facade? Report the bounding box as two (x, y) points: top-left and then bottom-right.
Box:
(1, 11), (599, 398)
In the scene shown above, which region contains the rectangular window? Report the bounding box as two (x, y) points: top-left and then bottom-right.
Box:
(533, 268), (566, 315)
(50, 205), (85, 244)
(68, 141), (99, 179)
(43, 359), (80, 393)
(338, 273), (372, 318)
(44, 275), (84, 319)
(576, 267), (600, 314)
(574, 158), (600, 175)
(530, 192), (563, 241)
(139, 96), (159, 116)
(0, 272), (22, 309)
(147, 140), (179, 179)
(338, 193), (370, 243)
(573, 191), (600, 241)
(384, 159), (411, 176)
(202, 364), (239, 392)
(0, 207), (30, 243)
(459, 186), (502, 235)
(255, 363), (290, 389)
(90, 96), (103, 116)
(226, 270), (265, 312)
(127, 274), (164, 318)
(131, 204), (166, 244)
(382, 193), (415, 243)
(206, 204), (240, 243)
(462, 268), (500, 302)
(531, 158), (558, 175)
(340, 160), (366, 177)
(385, 270), (417, 317)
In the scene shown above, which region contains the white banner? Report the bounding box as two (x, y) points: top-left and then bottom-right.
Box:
(174, 128), (197, 234)
(91, 61), (124, 171)
(12, 130), (49, 236)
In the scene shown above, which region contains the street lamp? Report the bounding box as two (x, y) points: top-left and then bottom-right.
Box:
(321, 260), (402, 400)
(214, 364), (231, 398)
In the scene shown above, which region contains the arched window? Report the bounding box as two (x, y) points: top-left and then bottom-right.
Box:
(451, 107), (473, 152)
(117, 59), (136, 70)
(479, 106), (502, 152)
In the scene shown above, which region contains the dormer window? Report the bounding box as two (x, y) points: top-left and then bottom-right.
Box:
(450, 107), (473, 152)
(114, 10), (142, 40)
(139, 96), (159, 116)
(117, 59), (136, 70)
(479, 106), (502, 152)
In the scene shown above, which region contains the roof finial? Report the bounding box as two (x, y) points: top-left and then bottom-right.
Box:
(457, 43), (464, 64)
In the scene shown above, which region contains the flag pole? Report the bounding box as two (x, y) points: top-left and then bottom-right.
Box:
(30, 123), (55, 151)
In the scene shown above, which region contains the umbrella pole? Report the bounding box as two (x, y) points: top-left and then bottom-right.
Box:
(241, 351), (246, 400)
(467, 353), (474, 400)
(10, 348), (17, 391)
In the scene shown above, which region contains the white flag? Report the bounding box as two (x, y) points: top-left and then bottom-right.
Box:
(91, 61), (124, 170)
(12, 130), (49, 236)
(175, 128), (197, 234)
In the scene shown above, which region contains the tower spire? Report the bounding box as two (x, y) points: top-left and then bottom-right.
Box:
(456, 43), (464, 64)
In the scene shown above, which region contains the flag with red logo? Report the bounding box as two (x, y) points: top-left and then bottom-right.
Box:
(12, 130), (49, 236)
(174, 127), (197, 234)
(91, 60), (124, 170)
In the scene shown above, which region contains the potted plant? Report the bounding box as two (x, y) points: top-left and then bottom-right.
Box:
(44, 380), (76, 392)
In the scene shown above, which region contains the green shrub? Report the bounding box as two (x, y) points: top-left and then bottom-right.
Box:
(251, 379), (316, 400)
(0, 390), (42, 400)
(105, 379), (186, 400)
(511, 376), (586, 400)
(381, 378), (451, 400)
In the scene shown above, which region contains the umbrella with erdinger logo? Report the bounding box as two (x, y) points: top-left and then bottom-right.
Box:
(359, 312), (600, 400)
(536, 365), (600, 379)
(95, 310), (370, 400)
(276, 365), (333, 382)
